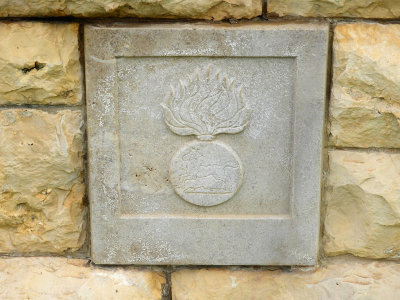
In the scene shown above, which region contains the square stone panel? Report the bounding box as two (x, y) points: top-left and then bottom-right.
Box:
(85, 23), (328, 265)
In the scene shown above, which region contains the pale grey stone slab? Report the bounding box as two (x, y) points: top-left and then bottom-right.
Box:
(85, 23), (329, 265)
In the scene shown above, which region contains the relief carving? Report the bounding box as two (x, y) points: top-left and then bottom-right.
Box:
(162, 66), (251, 206)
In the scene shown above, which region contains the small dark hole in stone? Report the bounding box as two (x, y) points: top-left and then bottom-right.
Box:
(61, 90), (73, 98)
(21, 61), (46, 74)
(16, 203), (26, 210)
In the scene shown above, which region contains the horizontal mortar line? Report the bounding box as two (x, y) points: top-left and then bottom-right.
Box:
(0, 252), (89, 259)
(0, 104), (84, 110)
(0, 17), (225, 23)
(327, 146), (400, 153)
(266, 17), (400, 24)
(0, 16), (400, 25)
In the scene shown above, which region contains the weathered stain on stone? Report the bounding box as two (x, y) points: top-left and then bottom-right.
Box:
(0, 109), (86, 253)
(0, 0), (262, 20)
(329, 23), (400, 148)
(324, 150), (400, 259)
(0, 257), (165, 299)
(172, 256), (400, 299)
(268, 0), (400, 18)
(0, 22), (82, 105)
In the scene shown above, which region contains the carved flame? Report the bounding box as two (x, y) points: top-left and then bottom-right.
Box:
(161, 66), (251, 140)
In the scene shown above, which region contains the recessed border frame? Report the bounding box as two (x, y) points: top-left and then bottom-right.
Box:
(85, 22), (329, 265)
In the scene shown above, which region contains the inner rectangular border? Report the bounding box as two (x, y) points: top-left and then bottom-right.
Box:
(116, 56), (297, 219)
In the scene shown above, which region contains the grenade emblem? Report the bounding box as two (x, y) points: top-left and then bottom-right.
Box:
(162, 66), (251, 206)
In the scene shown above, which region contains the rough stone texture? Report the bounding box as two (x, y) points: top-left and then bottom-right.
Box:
(0, 109), (86, 253)
(0, 22), (82, 105)
(172, 256), (400, 299)
(0, 0), (261, 20)
(268, 0), (400, 18)
(324, 150), (400, 259)
(329, 24), (400, 148)
(0, 257), (165, 299)
(85, 23), (328, 265)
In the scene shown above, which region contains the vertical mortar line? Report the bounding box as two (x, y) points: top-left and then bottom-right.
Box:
(162, 269), (173, 300)
(318, 19), (335, 263)
(262, 0), (268, 20)
(78, 21), (91, 259)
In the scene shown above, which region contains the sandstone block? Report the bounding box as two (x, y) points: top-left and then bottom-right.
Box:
(0, 0), (262, 20)
(0, 257), (165, 299)
(172, 256), (400, 300)
(329, 23), (400, 148)
(0, 109), (86, 253)
(324, 150), (400, 259)
(268, 0), (400, 18)
(0, 22), (82, 105)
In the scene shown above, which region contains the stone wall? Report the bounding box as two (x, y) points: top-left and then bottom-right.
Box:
(1, 1), (400, 299)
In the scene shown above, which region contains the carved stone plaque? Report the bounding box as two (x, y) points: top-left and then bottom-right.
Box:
(163, 66), (249, 206)
(85, 23), (329, 265)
